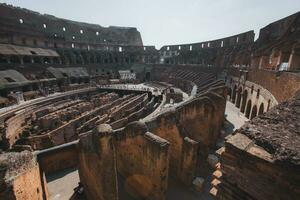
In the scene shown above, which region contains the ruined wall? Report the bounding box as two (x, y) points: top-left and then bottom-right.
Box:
(37, 142), (78, 174)
(78, 125), (118, 200)
(2, 107), (34, 149)
(78, 122), (170, 200)
(0, 151), (47, 200)
(114, 122), (170, 200)
(0, 3), (143, 46)
(144, 85), (226, 184)
(215, 91), (300, 200)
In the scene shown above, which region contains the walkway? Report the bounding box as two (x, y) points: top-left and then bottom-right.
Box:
(47, 168), (80, 200)
(224, 101), (248, 132)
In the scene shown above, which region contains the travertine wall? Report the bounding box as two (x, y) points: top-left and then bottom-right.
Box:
(78, 125), (118, 200)
(145, 85), (227, 184)
(114, 122), (170, 200)
(215, 91), (300, 200)
(78, 122), (170, 200)
(0, 151), (47, 200)
(37, 142), (78, 174)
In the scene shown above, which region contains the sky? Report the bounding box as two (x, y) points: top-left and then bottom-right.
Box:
(1, 0), (300, 48)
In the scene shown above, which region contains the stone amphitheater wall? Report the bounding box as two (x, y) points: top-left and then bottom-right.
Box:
(114, 122), (169, 200)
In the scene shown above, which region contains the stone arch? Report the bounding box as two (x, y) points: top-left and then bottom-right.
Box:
(258, 103), (264, 115)
(235, 87), (243, 108)
(232, 85), (237, 103)
(250, 105), (258, 120)
(245, 100), (252, 119)
(240, 90), (248, 113)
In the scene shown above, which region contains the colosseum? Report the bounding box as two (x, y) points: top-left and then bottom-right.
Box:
(0, 2), (299, 200)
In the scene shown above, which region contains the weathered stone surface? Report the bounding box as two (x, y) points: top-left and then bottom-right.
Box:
(217, 91), (300, 200)
(0, 151), (47, 200)
(207, 154), (219, 168)
(114, 122), (170, 200)
(78, 124), (118, 200)
(192, 177), (205, 192)
(240, 90), (300, 165)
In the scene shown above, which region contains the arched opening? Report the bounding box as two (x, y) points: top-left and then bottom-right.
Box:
(43, 57), (51, 64)
(23, 56), (31, 64)
(53, 57), (60, 64)
(0, 55), (8, 63)
(10, 56), (21, 64)
(240, 90), (248, 113)
(61, 55), (69, 65)
(267, 100), (271, 111)
(232, 85), (237, 103)
(81, 52), (89, 64)
(33, 57), (42, 64)
(109, 54), (113, 63)
(74, 52), (83, 64)
(227, 87), (232, 100)
(96, 55), (101, 63)
(245, 100), (252, 119)
(145, 72), (151, 82)
(250, 105), (258, 120)
(236, 87), (242, 108)
(258, 103), (264, 115)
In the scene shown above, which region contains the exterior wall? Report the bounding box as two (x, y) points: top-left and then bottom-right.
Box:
(114, 122), (170, 200)
(0, 3), (143, 46)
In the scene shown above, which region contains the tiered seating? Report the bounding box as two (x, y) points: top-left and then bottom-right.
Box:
(164, 69), (218, 95)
